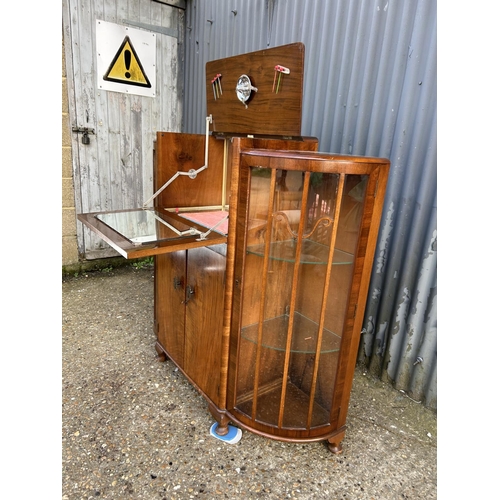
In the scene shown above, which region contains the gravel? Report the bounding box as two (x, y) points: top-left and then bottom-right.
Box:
(62, 264), (437, 499)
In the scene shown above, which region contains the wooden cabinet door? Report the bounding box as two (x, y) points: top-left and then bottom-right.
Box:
(155, 251), (187, 368)
(184, 246), (226, 405)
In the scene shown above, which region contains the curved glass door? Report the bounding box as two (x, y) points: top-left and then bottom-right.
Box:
(235, 165), (367, 430)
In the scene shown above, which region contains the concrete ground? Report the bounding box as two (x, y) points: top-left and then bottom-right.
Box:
(62, 264), (437, 499)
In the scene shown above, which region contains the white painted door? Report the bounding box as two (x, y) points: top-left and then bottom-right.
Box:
(63, 0), (185, 259)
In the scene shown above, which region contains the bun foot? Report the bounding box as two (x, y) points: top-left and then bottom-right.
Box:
(214, 423), (229, 436)
(327, 434), (344, 454)
(155, 342), (168, 362)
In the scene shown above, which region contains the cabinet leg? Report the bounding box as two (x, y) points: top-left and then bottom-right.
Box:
(155, 341), (168, 362)
(327, 429), (345, 454)
(207, 402), (230, 436)
(327, 439), (343, 454)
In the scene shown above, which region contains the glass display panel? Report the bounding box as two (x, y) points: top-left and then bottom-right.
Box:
(96, 209), (202, 245)
(235, 166), (368, 430)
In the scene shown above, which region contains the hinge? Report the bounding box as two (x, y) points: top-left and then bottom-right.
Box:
(353, 304), (358, 318)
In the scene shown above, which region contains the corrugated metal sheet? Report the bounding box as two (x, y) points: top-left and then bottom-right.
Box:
(182, 0), (437, 409)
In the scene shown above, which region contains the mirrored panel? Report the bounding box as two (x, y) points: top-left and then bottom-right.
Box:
(96, 209), (200, 245)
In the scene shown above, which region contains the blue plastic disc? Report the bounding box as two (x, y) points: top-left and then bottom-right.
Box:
(209, 422), (242, 444)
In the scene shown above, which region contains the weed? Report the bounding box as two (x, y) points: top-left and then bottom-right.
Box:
(132, 257), (154, 270)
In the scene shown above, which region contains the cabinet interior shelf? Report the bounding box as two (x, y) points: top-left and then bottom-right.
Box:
(236, 378), (331, 429)
(241, 312), (342, 354)
(246, 239), (354, 265)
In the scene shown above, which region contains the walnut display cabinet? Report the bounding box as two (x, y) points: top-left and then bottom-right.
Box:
(218, 146), (389, 452)
(77, 43), (390, 454)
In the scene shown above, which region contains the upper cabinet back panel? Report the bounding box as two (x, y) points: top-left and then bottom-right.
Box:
(206, 43), (305, 136)
(154, 132), (226, 209)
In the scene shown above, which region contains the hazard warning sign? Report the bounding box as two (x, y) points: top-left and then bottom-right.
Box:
(104, 36), (151, 88)
(96, 20), (156, 97)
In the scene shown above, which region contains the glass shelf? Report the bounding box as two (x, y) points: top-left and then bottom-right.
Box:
(241, 312), (341, 354)
(236, 379), (331, 429)
(246, 239), (354, 265)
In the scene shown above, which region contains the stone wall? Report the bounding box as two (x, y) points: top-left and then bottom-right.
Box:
(62, 34), (79, 267)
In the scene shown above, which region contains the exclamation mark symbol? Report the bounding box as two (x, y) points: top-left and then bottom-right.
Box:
(124, 49), (131, 79)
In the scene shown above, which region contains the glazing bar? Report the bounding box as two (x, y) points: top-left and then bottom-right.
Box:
(251, 169), (278, 421)
(277, 171), (311, 428)
(306, 174), (346, 428)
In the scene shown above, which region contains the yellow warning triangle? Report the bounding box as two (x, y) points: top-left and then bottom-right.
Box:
(104, 36), (151, 88)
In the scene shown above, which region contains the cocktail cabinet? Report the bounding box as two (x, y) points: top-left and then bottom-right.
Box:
(77, 44), (389, 453)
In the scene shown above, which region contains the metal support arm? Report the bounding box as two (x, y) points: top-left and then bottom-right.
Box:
(143, 115), (212, 207)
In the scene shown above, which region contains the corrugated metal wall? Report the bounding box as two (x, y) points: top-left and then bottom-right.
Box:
(181, 0), (437, 410)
